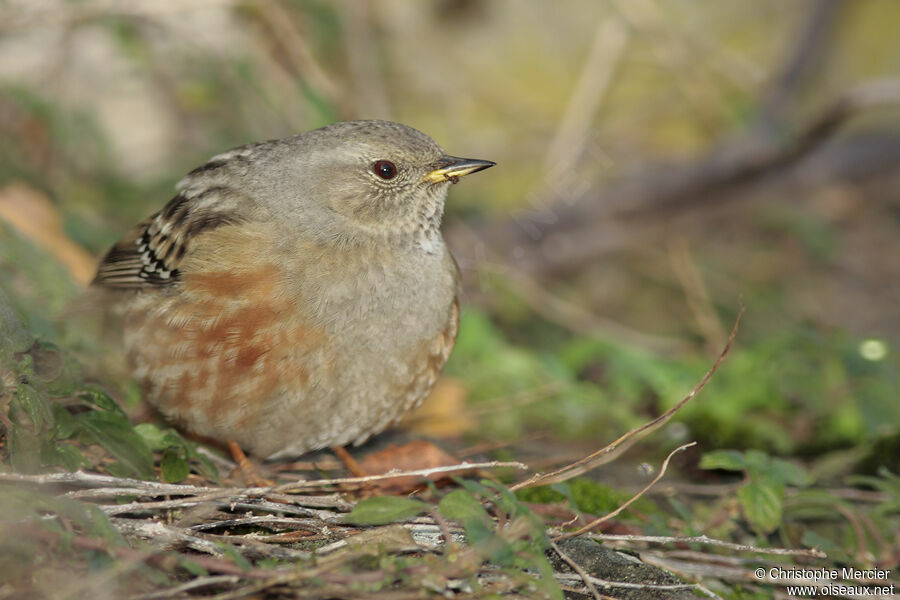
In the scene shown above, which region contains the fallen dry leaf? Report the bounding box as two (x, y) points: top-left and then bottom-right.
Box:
(0, 182), (96, 285)
(400, 376), (473, 438)
(359, 440), (472, 494)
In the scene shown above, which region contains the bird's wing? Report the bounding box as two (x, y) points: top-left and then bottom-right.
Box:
(92, 145), (263, 289)
(92, 191), (244, 288)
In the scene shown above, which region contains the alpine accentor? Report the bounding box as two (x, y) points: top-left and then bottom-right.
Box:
(93, 120), (494, 459)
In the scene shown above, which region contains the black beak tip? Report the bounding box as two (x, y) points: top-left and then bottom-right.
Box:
(464, 159), (496, 175)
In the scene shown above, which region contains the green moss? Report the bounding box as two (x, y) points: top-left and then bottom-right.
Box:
(516, 478), (657, 519)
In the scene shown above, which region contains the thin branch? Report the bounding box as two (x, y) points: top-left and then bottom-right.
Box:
(132, 575), (241, 600)
(185, 515), (323, 532)
(454, 78), (900, 279)
(339, 0), (391, 118)
(429, 508), (456, 553)
(668, 237), (726, 353)
(541, 17), (629, 190)
(254, 0), (351, 118)
(114, 518), (316, 561)
(100, 496), (344, 521)
(553, 442), (697, 541)
(830, 501), (870, 564)
(405, 522), (464, 550)
(550, 540), (603, 600)
(758, 0), (843, 126)
(655, 482), (889, 503)
(0, 470), (229, 493)
(2, 464), (523, 502)
(588, 533), (826, 558)
(643, 553), (898, 600)
(475, 255), (687, 354)
(111, 518), (231, 557)
(8, 521), (282, 580)
(554, 572), (720, 598)
(274, 460), (527, 492)
(511, 304), (743, 491)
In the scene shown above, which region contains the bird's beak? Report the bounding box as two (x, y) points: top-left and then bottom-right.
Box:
(423, 156), (496, 184)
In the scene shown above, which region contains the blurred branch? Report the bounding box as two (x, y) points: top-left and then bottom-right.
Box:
(451, 223), (687, 353)
(450, 79), (900, 278)
(611, 0), (739, 134)
(589, 533), (826, 558)
(339, 0), (391, 119)
(667, 237), (725, 354)
(252, 0), (354, 119)
(758, 0), (845, 128)
(541, 18), (629, 195)
(0, 0), (241, 31)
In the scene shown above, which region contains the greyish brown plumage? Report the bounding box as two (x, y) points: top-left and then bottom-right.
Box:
(93, 120), (494, 459)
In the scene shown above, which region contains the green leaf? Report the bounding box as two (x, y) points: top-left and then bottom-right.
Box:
(121, 380), (144, 410)
(16, 352), (34, 377)
(77, 410), (155, 480)
(162, 430), (189, 451)
(43, 442), (86, 471)
(457, 477), (498, 499)
(134, 423), (168, 451)
(51, 403), (77, 439)
(147, 426), (220, 481)
(87, 505), (126, 547)
(699, 450), (747, 472)
(531, 550), (566, 600)
(743, 449), (771, 474)
(217, 543), (252, 571)
(462, 513), (496, 547)
(438, 489), (491, 523)
(179, 558), (209, 577)
(439, 489), (495, 546)
(801, 530), (844, 560)
(343, 496), (429, 525)
(78, 387), (127, 417)
(192, 451), (220, 483)
(160, 449), (190, 483)
(738, 479), (783, 534)
(14, 383), (53, 433)
(482, 480), (530, 518)
(768, 458), (810, 487)
(848, 467), (900, 495)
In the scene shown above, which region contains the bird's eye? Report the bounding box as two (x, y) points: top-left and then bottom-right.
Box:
(372, 160), (397, 180)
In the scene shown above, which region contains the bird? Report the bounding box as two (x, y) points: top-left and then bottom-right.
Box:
(92, 120), (494, 460)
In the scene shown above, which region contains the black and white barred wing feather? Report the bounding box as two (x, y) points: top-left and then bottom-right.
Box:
(93, 145), (258, 289)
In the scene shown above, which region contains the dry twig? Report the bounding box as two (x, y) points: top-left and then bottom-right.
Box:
(554, 571), (721, 598)
(511, 304), (743, 491)
(589, 533), (826, 558)
(550, 539), (603, 600)
(553, 442), (697, 541)
(274, 460), (527, 492)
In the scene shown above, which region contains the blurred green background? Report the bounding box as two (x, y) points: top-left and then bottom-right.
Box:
(1, 0), (898, 481)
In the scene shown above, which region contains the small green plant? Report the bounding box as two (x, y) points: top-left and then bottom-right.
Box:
(345, 480), (562, 599)
(1, 289), (217, 482)
(700, 449), (809, 534)
(516, 477), (657, 520)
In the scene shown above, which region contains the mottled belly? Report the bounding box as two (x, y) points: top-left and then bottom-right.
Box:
(123, 265), (321, 447)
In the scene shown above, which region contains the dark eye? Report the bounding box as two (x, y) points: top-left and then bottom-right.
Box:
(372, 160), (397, 180)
